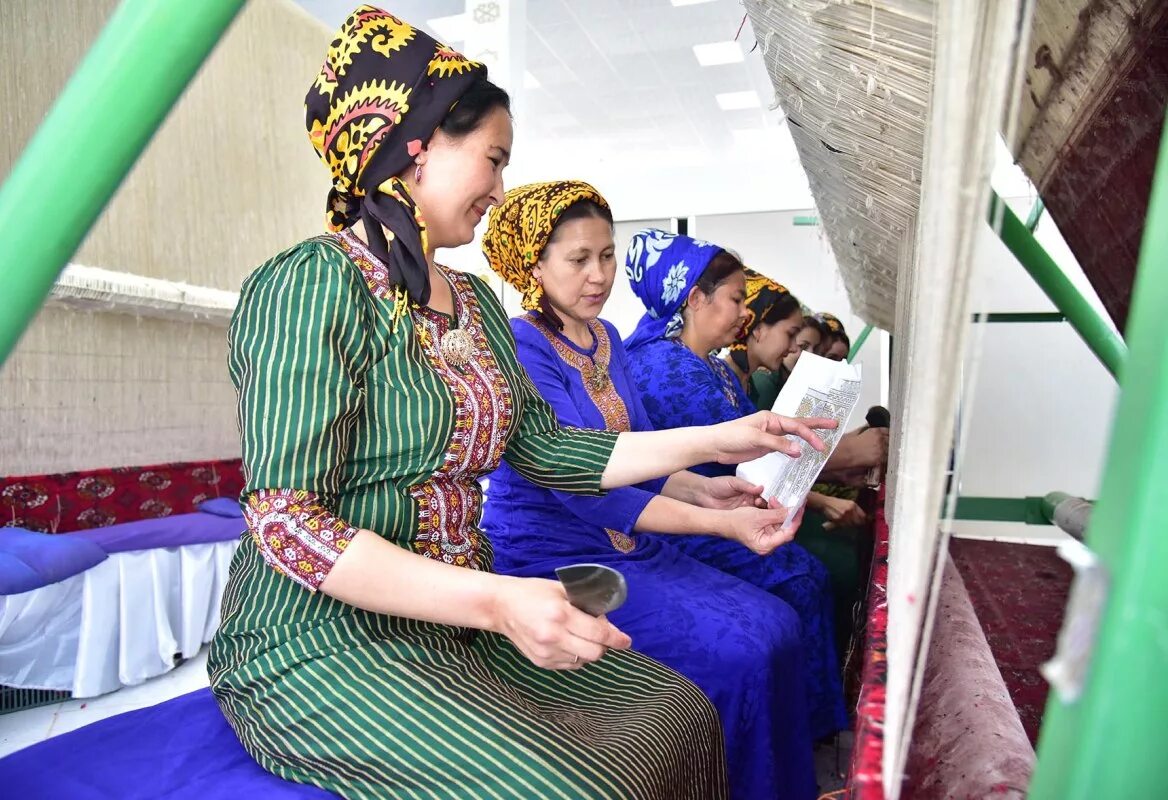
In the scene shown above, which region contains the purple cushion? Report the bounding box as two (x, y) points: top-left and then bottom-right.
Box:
(197, 497), (244, 518)
(0, 688), (336, 799)
(0, 527), (108, 595)
(73, 512), (244, 554)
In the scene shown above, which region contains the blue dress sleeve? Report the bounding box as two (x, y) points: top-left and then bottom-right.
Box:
(512, 320), (657, 535)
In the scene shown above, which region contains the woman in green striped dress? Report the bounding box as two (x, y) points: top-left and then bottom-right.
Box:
(208, 7), (832, 798)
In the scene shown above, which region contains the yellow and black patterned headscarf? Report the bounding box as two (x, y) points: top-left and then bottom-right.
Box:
(482, 180), (609, 310)
(815, 312), (846, 336)
(729, 268), (793, 372)
(306, 5), (485, 305)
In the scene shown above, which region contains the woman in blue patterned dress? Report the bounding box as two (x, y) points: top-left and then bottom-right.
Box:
(622, 229), (851, 741)
(479, 181), (818, 800)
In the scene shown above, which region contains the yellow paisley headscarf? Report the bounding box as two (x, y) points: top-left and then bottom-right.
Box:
(482, 180), (609, 310)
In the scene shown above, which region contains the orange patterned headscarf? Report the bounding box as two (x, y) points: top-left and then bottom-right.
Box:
(306, 5), (485, 305)
(482, 180), (610, 310)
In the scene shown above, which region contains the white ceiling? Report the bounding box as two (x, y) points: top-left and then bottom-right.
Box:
(292, 0), (813, 218)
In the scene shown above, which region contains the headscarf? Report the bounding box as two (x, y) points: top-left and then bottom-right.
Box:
(728, 268), (792, 373)
(481, 180), (609, 310)
(815, 312), (846, 337)
(306, 5), (485, 307)
(623, 229), (724, 353)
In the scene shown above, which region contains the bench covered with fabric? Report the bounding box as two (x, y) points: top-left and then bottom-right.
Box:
(0, 687), (335, 799)
(0, 502), (245, 697)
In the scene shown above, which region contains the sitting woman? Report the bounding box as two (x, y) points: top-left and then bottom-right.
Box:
(480, 181), (819, 800)
(621, 231), (852, 742)
(748, 313), (830, 411)
(209, 10), (832, 799)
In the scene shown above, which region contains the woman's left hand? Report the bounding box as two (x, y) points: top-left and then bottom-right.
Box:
(696, 476), (768, 510)
(722, 503), (797, 556)
(710, 411), (836, 465)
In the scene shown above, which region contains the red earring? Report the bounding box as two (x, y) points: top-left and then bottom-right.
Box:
(414, 164), (422, 184)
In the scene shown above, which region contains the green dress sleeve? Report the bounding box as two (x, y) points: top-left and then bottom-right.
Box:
(228, 239), (372, 590)
(466, 275), (618, 494)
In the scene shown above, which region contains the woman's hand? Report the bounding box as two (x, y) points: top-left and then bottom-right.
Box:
(489, 576), (631, 670)
(720, 502), (798, 556)
(818, 495), (869, 528)
(695, 475), (768, 510)
(710, 411), (837, 465)
(829, 427), (888, 470)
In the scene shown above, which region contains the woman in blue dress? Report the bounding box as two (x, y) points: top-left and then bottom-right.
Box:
(480, 181), (818, 800)
(621, 230), (853, 742)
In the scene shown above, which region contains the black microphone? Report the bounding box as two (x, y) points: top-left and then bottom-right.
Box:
(866, 405), (890, 429)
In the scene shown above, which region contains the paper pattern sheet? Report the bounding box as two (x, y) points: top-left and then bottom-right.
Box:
(736, 353), (861, 515)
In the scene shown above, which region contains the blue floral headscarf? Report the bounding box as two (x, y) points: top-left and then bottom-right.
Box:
(623, 228), (724, 353)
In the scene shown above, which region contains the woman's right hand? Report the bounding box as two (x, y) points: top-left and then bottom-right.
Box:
(489, 576), (631, 670)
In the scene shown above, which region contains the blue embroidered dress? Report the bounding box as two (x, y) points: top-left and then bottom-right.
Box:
(622, 229), (849, 741)
(482, 314), (817, 800)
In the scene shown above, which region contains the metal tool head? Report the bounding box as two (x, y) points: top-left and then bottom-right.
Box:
(555, 563), (628, 617)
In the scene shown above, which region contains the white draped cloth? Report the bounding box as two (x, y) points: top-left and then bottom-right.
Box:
(0, 540), (237, 697)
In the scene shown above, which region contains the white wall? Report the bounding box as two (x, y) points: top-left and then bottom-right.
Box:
(958, 219), (1118, 501)
(944, 210), (1118, 543)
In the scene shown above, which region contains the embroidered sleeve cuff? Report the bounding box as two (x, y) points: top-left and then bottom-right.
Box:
(244, 488), (359, 591)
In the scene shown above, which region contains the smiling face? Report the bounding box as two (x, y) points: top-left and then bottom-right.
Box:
(783, 324), (824, 371)
(408, 105), (513, 249)
(533, 214), (617, 326)
(749, 308), (804, 372)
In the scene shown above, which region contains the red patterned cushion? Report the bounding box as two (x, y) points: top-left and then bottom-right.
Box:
(0, 460), (245, 534)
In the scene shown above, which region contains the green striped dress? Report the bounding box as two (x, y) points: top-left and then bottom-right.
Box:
(208, 232), (728, 800)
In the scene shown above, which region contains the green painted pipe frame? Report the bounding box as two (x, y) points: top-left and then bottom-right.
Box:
(0, 0), (248, 366)
(847, 323), (874, 362)
(987, 193), (1127, 378)
(1028, 113), (1168, 799)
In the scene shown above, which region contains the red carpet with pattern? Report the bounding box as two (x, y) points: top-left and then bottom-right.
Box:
(948, 538), (1073, 745)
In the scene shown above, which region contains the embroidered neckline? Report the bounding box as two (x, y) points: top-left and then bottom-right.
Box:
(521, 315), (632, 432)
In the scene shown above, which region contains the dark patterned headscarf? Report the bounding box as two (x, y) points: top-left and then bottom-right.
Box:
(482, 180), (609, 310)
(306, 5), (485, 307)
(815, 312), (846, 337)
(728, 269), (792, 372)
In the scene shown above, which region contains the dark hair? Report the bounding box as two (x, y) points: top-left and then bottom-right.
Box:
(537, 199), (615, 331)
(834, 331), (851, 349)
(438, 76), (512, 138)
(692, 251), (745, 298)
(801, 315), (830, 340)
(756, 292), (803, 327)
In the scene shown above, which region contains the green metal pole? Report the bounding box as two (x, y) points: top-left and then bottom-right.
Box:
(0, 0), (247, 365)
(1028, 114), (1168, 799)
(847, 323), (874, 362)
(970, 311), (1066, 323)
(1026, 196), (1045, 231)
(988, 193), (1127, 379)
